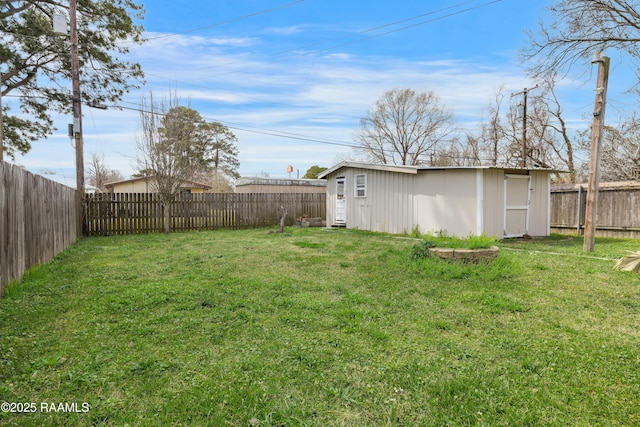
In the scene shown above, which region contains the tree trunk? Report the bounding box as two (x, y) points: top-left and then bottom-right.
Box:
(163, 201), (172, 233)
(278, 205), (287, 233)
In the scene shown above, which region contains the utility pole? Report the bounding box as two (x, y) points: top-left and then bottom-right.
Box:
(583, 52), (610, 252)
(69, 0), (84, 194)
(1, 73), (3, 162)
(512, 85), (539, 168)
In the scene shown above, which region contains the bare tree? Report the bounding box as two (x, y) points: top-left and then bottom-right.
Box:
(576, 118), (640, 181)
(464, 80), (583, 180)
(136, 94), (204, 233)
(461, 134), (483, 166)
(355, 88), (456, 166)
(432, 136), (481, 166)
(476, 86), (510, 166)
(524, 0), (640, 88)
(464, 87), (521, 167)
(526, 77), (580, 180)
(481, 87), (507, 166)
(86, 153), (123, 191)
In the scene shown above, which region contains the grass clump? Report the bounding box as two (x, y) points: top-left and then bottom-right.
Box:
(466, 233), (497, 249)
(412, 232), (498, 250)
(410, 239), (436, 259)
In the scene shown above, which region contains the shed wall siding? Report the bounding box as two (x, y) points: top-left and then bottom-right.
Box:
(414, 169), (479, 236)
(348, 168), (414, 233)
(368, 169), (414, 233)
(528, 171), (550, 236)
(482, 169), (505, 238)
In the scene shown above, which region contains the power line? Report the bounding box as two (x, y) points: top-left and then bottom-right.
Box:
(300, 0), (503, 58)
(129, 73), (365, 121)
(190, 0), (503, 76)
(113, 102), (359, 148)
(154, 1), (303, 38)
(133, 0), (305, 43)
(294, 0), (503, 57)
(108, 102), (530, 166)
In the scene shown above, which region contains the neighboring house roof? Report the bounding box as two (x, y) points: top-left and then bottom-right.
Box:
(104, 176), (213, 191)
(235, 177), (326, 187)
(318, 161), (564, 178)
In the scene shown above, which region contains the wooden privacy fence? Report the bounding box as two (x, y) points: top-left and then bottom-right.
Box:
(84, 192), (326, 236)
(550, 182), (640, 239)
(1, 161), (81, 295)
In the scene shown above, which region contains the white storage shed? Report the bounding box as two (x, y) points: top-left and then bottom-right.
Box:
(318, 162), (556, 239)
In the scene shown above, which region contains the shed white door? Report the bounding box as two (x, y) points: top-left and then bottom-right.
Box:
(335, 177), (346, 225)
(504, 174), (531, 238)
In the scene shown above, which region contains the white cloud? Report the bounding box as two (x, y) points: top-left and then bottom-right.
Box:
(323, 53), (352, 60)
(263, 26), (306, 35)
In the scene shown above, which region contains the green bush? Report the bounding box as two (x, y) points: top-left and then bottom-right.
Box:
(411, 239), (436, 259)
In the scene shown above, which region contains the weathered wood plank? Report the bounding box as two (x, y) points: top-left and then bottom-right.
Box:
(1, 161), (79, 296)
(550, 185), (640, 238)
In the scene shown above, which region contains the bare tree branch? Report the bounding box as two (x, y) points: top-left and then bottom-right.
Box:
(524, 0), (640, 91)
(355, 88), (456, 166)
(87, 153), (123, 191)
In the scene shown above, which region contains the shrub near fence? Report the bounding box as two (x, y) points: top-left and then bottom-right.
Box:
(84, 192), (326, 236)
(0, 161), (80, 295)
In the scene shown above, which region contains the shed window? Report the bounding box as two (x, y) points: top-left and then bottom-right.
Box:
(355, 174), (367, 198)
(337, 178), (345, 200)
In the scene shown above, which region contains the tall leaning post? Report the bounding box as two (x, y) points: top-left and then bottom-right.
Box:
(583, 52), (609, 252)
(69, 0), (87, 235)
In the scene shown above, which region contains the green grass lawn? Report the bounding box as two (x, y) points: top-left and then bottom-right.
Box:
(1, 228), (639, 426)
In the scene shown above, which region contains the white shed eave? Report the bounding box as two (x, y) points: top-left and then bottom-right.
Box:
(318, 161), (419, 178)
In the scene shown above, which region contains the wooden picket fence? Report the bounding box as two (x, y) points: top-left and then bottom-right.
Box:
(84, 192), (326, 236)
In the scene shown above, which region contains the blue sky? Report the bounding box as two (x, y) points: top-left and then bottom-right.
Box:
(12, 0), (638, 186)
